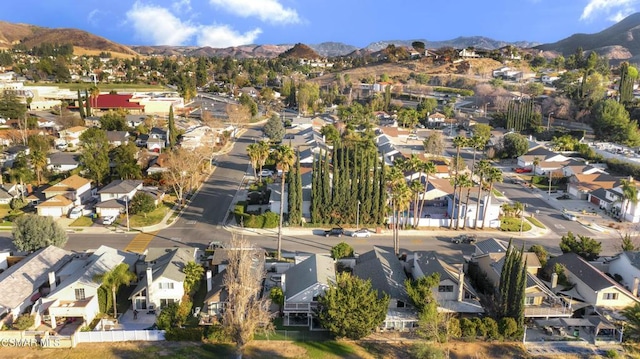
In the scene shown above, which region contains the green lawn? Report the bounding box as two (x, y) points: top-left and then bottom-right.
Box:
(0, 204), (10, 219)
(129, 202), (173, 227)
(24, 83), (168, 91)
(70, 216), (94, 227)
(500, 217), (531, 232)
(293, 341), (357, 359)
(491, 189), (504, 197)
(527, 216), (545, 229)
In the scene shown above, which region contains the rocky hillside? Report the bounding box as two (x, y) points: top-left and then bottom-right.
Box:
(278, 43), (320, 59)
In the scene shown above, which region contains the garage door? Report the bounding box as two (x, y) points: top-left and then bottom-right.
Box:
(38, 207), (63, 217)
(590, 196), (600, 206)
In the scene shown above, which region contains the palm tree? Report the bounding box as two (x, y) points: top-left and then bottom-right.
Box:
(473, 160), (491, 229)
(273, 145), (296, 260)
(449, 136), (468, 229)
(256, 141), (270, 181)
(409, 180), (423, 228)
(457, 174), (473, 229)
(619, 178), (639, 222)
(391, 181), (412, 255)
(246, 143), (260, 180)
(481, 167), (503, 229)
(30, 150), (48, 185)
(416, 160), (436, 222)
(94, 263), (136, 319)
(531, 156), (540, 182)
(90, 86), (100, 116)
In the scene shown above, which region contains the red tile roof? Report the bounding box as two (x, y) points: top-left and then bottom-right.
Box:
(94, 94), (144, 110)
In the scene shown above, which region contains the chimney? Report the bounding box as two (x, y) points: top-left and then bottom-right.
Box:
(281, 273), (286, 294)
(146, 266), (153, 290)
(457, 268), (465, 302)
(48, 271), (56, 291)
(633, 277), (640, 297)
(206, 270), (212, 293)
(551, 272), (558, 290)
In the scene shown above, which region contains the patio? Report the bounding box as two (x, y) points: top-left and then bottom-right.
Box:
(113, 309), (157, 330)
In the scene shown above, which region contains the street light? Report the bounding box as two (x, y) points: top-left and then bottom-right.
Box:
(547, 112), (554, 131)
(356, 200), (361, 229)
(519, 204), (528, 237)
(548, 172), (553, 199)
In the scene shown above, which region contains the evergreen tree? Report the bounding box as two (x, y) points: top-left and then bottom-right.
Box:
(84, 89), (91, 116)
(377, 160), (387, 224)
(321, 150), (331, 224)
(287, 152), (302, 226)
(498, 240), (515, 317)
(619, 62), (638, 105)
(311, 155), (320, 223)
(168, 105), (177, 148)
(77, 90), (86, 119)
(371, 156), (381, 223)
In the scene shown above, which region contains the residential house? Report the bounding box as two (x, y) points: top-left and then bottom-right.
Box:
(472, 238), (571, 318)
(604, 252), (640, 297)
(546, 253), (640, 310)
(37, 245), (137, 329)
(180, 126), (211, 150)
(95, 199), (125, 218)
(426, 112), (446, 128)
(410, 251), (483, 313)
(209, 248), (265, 275)
(598, 179), (640, 222)
(146, 153), (169, 175)
(459, 48), (479, 58)
(59, 126), (87, 148)
(569, 173), (619, 201)
(541, 74), (560, 86)
(1, 145), (29, 168)
(98, 180), (143, 202)
(105, 131), (130, 147)
(0, 183), (25, 204)
(447, 188), (501, 229)
(36, 195), (74, 217)
(376, 134), (403, 166)
(202, 269), (227, 323)
(562, 162), (608, 178)
(353, 246), (417, 330)
(42, 174), (93, 205)
(517, 147), (569, 170)
(125, 115), (146, 128)
(46, 152), (80, 173)
(282, 254), (335, 328)
(147, 127), (168, 151)
(0, 246), (73, 324)
(129, 247), (198, 311)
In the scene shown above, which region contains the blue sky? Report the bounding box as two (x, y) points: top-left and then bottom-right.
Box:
(0, 0), (637, 48)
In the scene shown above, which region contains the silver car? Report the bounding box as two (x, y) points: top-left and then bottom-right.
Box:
(351, 228), (372, 238)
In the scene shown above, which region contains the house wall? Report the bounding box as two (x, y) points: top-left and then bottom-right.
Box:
(96, 207), (121, 217)
(608, 255), (640, 294)
(49, 296), (99, 324)
(524, 286), (544, 306)
(567, 272), (636, 308)
(37, 204), (71, 217)
(148, 278), (184, 310)
(285, 283), (328, 304)
(49, 284), (99, 303)
(433, 278), (460, 301)
(47, 163), (78, 173)
(100, 188), (138, 202)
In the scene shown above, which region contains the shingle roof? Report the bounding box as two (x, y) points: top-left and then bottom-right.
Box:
(43, 174), (91, 192)
(546, 253), (618, 292)
(204, 269), (227, 304)
(47, 152), (80, 166)
(590, 188), (613, 203)
(0, 246), (72, 312)
(283, 254), (335, 299)
(98, 180), (143, 194)
(129, 247), (197, 298)
(105, 131), (130, 142)
(475, 238), (508, 255)
(95, 198), (125, 209)
(37, 195), (73, 207)
(353, 246), (409, 302)
(622, 252), (640, 271)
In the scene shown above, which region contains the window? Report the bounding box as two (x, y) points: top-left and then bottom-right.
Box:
(438, 285), (454, 293)
(603, 293), (619, 300)
(158, 282), (174, 290)
(525, 296), (535, 305)
(160, 298), (176, 308)
(74, 288), (85, 300)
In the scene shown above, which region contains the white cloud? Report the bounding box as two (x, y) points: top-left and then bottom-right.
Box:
(609, 8), (635, 21)
(197, 25), (262, 47)
(172, 0), (192, 13)
(580, 0), (638, 21)
(126, 2), (198, 45)
(87, 9), (102, 26)
(208, 0), (300, 25)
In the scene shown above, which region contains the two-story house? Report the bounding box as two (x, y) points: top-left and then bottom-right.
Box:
(604, 251), (640, 297)
(568, 173), (619, 201)
(426, 112), (446, 128)
(411, 251), (483, 313)
(1, 145), (29, 168)
(353, 246), (418, 330)
(105, 131), (130, 147)
(600, 179), (640, 223)
(129, 247), (198, 311)
(59, 126), (88, 148)
(281, 254), (335, 328)
(98, 180), (143, 202)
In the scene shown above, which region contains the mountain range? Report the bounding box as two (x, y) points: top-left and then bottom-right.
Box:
(2, 14), (640, 60)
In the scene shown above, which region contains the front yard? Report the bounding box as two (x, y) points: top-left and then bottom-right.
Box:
(70, 216), (94, 227)
(129, 201), (174, 227)
(500, 217), (532, 232)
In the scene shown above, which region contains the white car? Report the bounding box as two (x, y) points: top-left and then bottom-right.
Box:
(68, 207), (83, 219)
(259, 170), (274, 177)
(407, 134), (419, 141)
(562, 212), (578, 221)
(102, 216), (116, 225)
(351, 228), (372, 238)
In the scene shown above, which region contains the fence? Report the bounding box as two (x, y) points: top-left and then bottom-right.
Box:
(75, 330), (165, 343)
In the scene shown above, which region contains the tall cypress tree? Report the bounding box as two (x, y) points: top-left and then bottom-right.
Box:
(84, 89), (91, 116)
(77, 90), (86, 119)
(311, 155), (319, 223)
(322, 150), (331, 224)
(499, 240), (515, 317)
(168, 105), (177, 148)
(371, 156), (380, 223)
(377, 160), (387, 224)
(294, 153), (302, 225)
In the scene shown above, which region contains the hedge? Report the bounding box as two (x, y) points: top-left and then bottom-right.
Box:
(433, 87), (474, 97)
(97, 285), (113, 314)
(165, 327), (204, 341)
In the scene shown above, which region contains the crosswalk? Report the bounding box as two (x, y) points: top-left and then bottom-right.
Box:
(124, 231), (158, 253)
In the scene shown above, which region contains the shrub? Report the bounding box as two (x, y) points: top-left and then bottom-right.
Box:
(447, 317), (462, 339)
(165, 327), (203, 341)
(205, 324), (231, 343)
(483, 317), (500, 340)
(331, 242), (354, 259)
(460, 318), (477, 338)
(472, 317), (487, 337)
(12, 314), (35, 330)
(9, 197), (27, 211)
(410, 342), (446, 359)
(97, 285), (113, 314)
(157, 302), (190, 330)
(605, 349), (620, 358)
(263, 211), (279, 228)
(499, 317), (518, 339)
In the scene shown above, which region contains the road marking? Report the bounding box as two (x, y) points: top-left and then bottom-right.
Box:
(171, 237), (182, 242)
(554, 224), (565, 230)
(185, 220), (197, 225)
(124, 231), (158, 253)
(411, 239), (423, 244)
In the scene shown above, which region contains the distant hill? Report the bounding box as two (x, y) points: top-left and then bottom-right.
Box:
(535, 12), (640, 62)
(131, 44), (294, 58)
(0, 21), (138, 56)
(364, 37), (539, 52)
(278, 43), (320, 59)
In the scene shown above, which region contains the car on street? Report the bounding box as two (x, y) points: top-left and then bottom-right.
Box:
(351, 228), (372, 238)
(515, 167), (532, 173)
(259, 169), (274, 177)
(102, 216), (116, 225)
(451, 234), (477, 244)
(324, 227), (344, 237)
(68, 207), (83, 219)
(562, 212), (578, 221)
(557, 194), (571, 200)
(407, 134), (419, 141)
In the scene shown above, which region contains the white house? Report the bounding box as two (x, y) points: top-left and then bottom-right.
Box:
(0, 246), (72, 324)
(605, 252), (640, 297)
(98, 180), (143, 202)
(105, 131), (130, 147)
(47, 152), (80, 173)
(36, 195), (74, 217)
(42, 174), (93, 206)
(517, 147), (570, 169)
(426, 112), (446, 128)
(129, 247), (198, 311)
(59, 126), (88, 148)
(604, 179), (640, 223)
(282, 254), (335, 328)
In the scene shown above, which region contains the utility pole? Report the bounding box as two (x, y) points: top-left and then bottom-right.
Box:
(547, 112), (554, 131)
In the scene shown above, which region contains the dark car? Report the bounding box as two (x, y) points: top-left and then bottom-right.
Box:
(324, 227), (344, 237)
(451, 234), (477, 244)
(557, 194), (571, 200)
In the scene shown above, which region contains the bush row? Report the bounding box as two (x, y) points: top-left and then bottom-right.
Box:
(433, 87), (474, 97)
(233, 200), (279, 228)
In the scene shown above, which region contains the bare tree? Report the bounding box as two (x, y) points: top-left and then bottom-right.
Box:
(222, 235), (272, 359)
(226, 103), (250, 140)
(163, 148), (206, 206)
(200, 111), (224, 171)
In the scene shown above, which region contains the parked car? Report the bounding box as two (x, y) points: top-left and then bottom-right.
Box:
(351, 228), (372, 238)
(102, 216), (116, 225)
(407, 134), (419, 141)
(259, 169), (274, 177)
(68, 207), (83, 219)
(56, 143), (68, 150)
(324, 227), (344, 237)
(557, 194), (571, 200)
(562, 212), (578, 221)
(451, 234), (477, 244)
(515, 167), (532, 173)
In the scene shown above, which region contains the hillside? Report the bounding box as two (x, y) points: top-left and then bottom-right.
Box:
(279, 43), (320, 59)
(535, 12), (640, 61)
(0, 21), (138, 56)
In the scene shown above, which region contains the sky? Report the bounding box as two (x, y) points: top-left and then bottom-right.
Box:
(0, 0), (638, 48)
